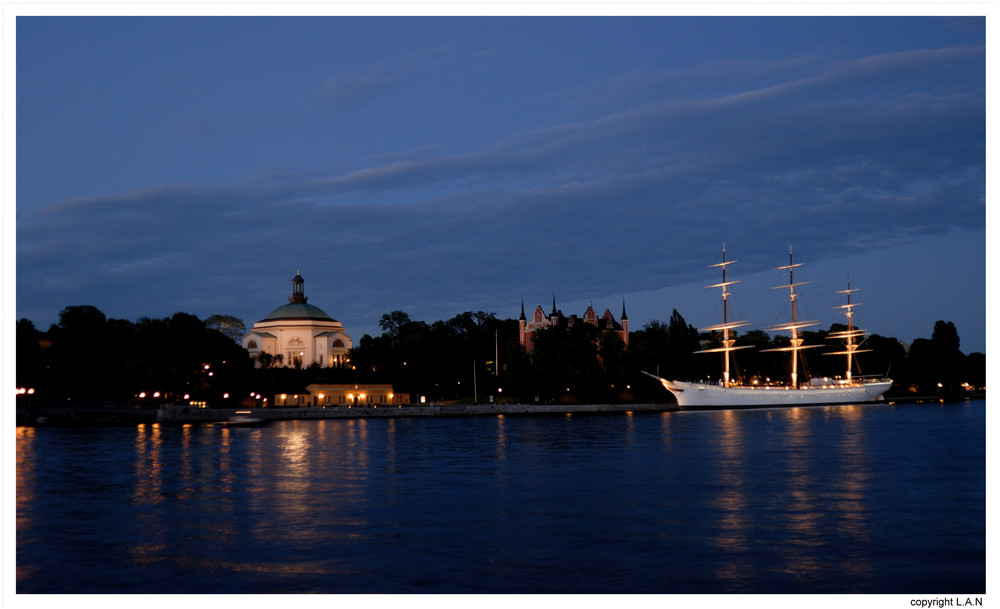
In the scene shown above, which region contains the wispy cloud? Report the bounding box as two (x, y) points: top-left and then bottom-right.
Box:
(17, 42), (984, 334)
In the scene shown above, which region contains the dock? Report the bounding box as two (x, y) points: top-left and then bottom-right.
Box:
(155, 402), (678, 424)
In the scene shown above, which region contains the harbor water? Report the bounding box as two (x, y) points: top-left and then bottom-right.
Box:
(16, 399), (985, 594)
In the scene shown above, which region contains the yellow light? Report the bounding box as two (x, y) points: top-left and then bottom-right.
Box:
(139, 392), (146, 398)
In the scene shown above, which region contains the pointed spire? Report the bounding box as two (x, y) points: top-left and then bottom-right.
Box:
(519, 297), (526, 321)
(621, 298), (628, 320)
(551, 293), (557, 316)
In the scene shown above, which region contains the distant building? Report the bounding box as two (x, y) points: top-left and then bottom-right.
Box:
(242, 272), (352, 368)
(518, 296), (629, 353)
(273, 384), (408, 407)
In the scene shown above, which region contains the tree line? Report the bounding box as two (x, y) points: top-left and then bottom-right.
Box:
(15, 305), (985, 407)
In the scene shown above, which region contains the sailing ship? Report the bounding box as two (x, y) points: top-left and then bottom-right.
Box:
(644, 246), (892, 408)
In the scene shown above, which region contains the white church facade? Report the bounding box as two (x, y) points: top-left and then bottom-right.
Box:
(242, 273), (352, 368)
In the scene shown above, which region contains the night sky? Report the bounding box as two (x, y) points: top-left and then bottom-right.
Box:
(13, 15), (987, 353)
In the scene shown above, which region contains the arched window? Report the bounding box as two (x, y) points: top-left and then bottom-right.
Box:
(333, 339), (345, 349)
(247, 340), (258, 349)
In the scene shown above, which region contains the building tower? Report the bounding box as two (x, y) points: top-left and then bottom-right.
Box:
(290, 270), (307, 303)
(519, 298), (527, 346)
(621, 299), (629, 346)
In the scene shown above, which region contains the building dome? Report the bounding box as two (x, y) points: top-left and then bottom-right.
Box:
(261, 302), (333, 321)
(243, 271), (352, 369)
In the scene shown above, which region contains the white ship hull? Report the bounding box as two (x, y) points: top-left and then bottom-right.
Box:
(660, 378), (892, 409)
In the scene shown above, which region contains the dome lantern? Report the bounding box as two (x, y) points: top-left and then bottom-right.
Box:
(290, 270), (307, 304)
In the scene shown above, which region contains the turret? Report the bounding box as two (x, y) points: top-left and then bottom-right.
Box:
(621, 298), (629, 346)
(518, 298), (527, 346)
(289, 270), (308, 304)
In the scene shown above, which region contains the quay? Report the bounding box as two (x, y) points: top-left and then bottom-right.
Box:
(155, 402), (678, 423)
(16, 402), (678, 426)
(17, 394), (980, 426)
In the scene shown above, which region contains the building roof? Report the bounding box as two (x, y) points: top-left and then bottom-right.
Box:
(315, 330), (348, 337)
(261, 302), (335, 322)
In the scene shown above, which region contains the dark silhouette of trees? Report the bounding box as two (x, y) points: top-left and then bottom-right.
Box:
(15, 302), (984, 408)
(205, 314), (246, 343)
(18, 306), (252, 405)
(16, 318), (44, 390)
(898, 320), (980, 396)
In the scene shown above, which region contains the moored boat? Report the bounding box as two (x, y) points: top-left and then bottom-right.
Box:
(645, 246), (892, 409)
(212, 411), (268, 426)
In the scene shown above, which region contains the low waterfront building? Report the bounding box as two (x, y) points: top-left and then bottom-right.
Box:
(242, 272), (352, 368)
(518, 296), (629, 353)
(271, 384), (408, 407)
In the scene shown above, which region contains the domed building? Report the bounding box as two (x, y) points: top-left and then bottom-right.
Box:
(242, 273), (352, 368)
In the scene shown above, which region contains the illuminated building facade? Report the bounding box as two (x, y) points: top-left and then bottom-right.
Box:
(272, 384), (409, 407)
(518, 296), (629, 353)
(242, 273), (352, 368)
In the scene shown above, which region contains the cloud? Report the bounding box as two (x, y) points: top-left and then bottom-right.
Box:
(17, 43), (984, 334)
(307, 47), (463, 118)
(311, 64), (402, 116)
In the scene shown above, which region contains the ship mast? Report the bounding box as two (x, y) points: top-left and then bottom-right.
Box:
(825, 277), (871, 383)
(696, 244), (752, 387)
(763, 247), (820, 388)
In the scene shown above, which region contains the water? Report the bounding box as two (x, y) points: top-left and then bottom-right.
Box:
(16, 400), (985, 594)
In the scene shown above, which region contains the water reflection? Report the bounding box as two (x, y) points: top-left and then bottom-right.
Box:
(15, 428), (38, 583)
(130, 424), (169, 567)
(829, 405), (873, 579)
(710, 409), (754, 588)
(495, 415), (507, 460)
(778, 408), (823, 582)
(15, 402), (984, 593)
(132, 423), (163, 505)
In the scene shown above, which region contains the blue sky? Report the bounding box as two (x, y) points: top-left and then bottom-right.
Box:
(13, 16), (987, 352)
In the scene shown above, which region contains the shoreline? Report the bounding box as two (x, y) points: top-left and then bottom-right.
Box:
(15, 393), (983, 427)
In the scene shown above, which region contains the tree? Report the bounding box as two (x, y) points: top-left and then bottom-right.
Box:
(206, 314), (246, 343)
(530, 322), (603, 402)
(16, 319), (43, 390)
(930, 320), (964, 394)
(599, 329), (627, 396)
(45, 305), (111, 402)
(378, 311), (412, 344)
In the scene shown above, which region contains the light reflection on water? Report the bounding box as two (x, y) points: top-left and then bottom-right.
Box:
(16, 401), (985, 594)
